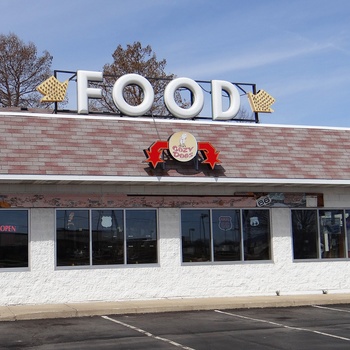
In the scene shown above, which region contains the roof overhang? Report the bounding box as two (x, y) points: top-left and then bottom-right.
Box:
(0, 174), (350, 187)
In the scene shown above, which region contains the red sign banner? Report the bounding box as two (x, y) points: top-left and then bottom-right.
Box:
(144, 134), (221, 169)
(144, 140), (169, 168)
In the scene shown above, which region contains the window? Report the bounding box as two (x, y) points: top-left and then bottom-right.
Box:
(319, 210), (345, 259)
(181, 209), (271, 263)
(126, 210), (157, 264)
(242, 209), (270, 261)
(292, 209), (348, 260)
(56, 210), (90, 266)
(181, 209), (211, 262)
(212, 209), (241, 261)
(346, 210), (350, 258)
(92, 210), (124, 265)
(0, 210), (28, 268)
(56, 209), (157, 267)
(292, 210), (318, 259)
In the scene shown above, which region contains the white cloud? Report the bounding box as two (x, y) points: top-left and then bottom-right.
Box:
(173, 42), (333, 78)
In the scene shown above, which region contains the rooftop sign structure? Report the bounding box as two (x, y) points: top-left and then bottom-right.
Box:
(37, 70), (275, 122)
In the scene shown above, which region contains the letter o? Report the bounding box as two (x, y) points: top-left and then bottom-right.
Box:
(112, 74), (154, 116)
(164, 78), (204, 119)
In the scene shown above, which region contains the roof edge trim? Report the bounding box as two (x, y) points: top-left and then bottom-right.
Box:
(0, 111), (350, 131)
(0, 174), (349, 186)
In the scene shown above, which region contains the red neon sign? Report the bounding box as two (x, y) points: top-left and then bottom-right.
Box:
(144, 140), (169, 168)
(144, 137), (221, 169)
(0, 225), (17, 232)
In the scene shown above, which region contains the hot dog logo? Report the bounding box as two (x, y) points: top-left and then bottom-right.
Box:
(144, 131), (221, 169)
(168, 132), (198, 162)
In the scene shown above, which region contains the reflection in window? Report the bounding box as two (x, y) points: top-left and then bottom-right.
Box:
(92, 210), (124, 265)
(56, 210), (90, 266)
(56, 209), (158, 266)
(0, 210), (28, 268)
(181, 209), (271, 263)
(292, 209), (349, 260)
(292, 210), (318, 259)
(181, 210), (211, 262)
(319, 210), (345, 259)
(242, 209), (270, 260)
(126, 210), (157, 264)
(212, 209), (241, 261)
(346, 210), (350, 258)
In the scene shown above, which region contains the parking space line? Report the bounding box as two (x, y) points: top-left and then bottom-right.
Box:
(312, 305), (350, 313)
(214, 310), (350, 342)
(101, 315), (196, 350)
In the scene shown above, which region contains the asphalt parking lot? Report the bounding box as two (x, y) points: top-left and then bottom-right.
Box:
(1, 304), (350, 349)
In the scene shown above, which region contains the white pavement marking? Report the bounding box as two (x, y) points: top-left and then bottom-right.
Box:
(215, 309), (350, 342)
(312, 305), (350, 313)
(101, 315), (196, 350)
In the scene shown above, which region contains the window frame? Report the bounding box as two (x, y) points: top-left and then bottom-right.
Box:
(181, 208), (272, 264)
(292, 208), (350, 261)
(55, 208), (158, 268)
(56, 209), (90, 267)
(91, 209), (125, 266)
(212, 208), (241, 262)
(242, 208), (271, 261)
(181, 209), (211, 263)
(125, 209), (158, 265)
(0, 209), (30, 270)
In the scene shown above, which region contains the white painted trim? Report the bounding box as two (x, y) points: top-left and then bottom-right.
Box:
(1, 111), (350, 131)
(0, 174), (349, 186)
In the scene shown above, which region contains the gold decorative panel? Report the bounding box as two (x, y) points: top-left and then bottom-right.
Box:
(37, 76), (68, 102)
(248, 90), (275, 113)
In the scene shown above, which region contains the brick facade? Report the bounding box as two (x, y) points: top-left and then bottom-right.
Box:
(0, 111), (349, 181)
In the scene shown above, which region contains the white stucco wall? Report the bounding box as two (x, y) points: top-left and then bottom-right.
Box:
(1, 196), (350, 305)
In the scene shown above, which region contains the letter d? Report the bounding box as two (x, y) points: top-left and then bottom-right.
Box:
(211, 80), (240, 120)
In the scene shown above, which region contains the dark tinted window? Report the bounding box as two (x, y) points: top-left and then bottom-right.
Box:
(56, 210), (90, 266)
(212, 209), (241, 261)
(181, 209), (211, 262)
(292, 210), (318, 259)
(242, 209), (270, 260)
(319, 210), (345, 259)
(126, 210), (157, 264)
(0, 210), (28, 268)
(92, 210), (124, 265)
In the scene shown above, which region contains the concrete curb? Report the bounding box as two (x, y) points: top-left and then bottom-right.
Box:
(1, 294), (350, 321)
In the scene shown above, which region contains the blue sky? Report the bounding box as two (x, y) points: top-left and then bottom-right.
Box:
(1, 0), (350, 127)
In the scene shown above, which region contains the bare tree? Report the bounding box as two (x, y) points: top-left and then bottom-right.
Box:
(92, 42), (187, 116)
(0, 33), (52, 108)
(234, 106), (256, 122)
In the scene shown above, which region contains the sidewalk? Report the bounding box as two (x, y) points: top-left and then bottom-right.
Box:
(1, 293), (350, 322)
